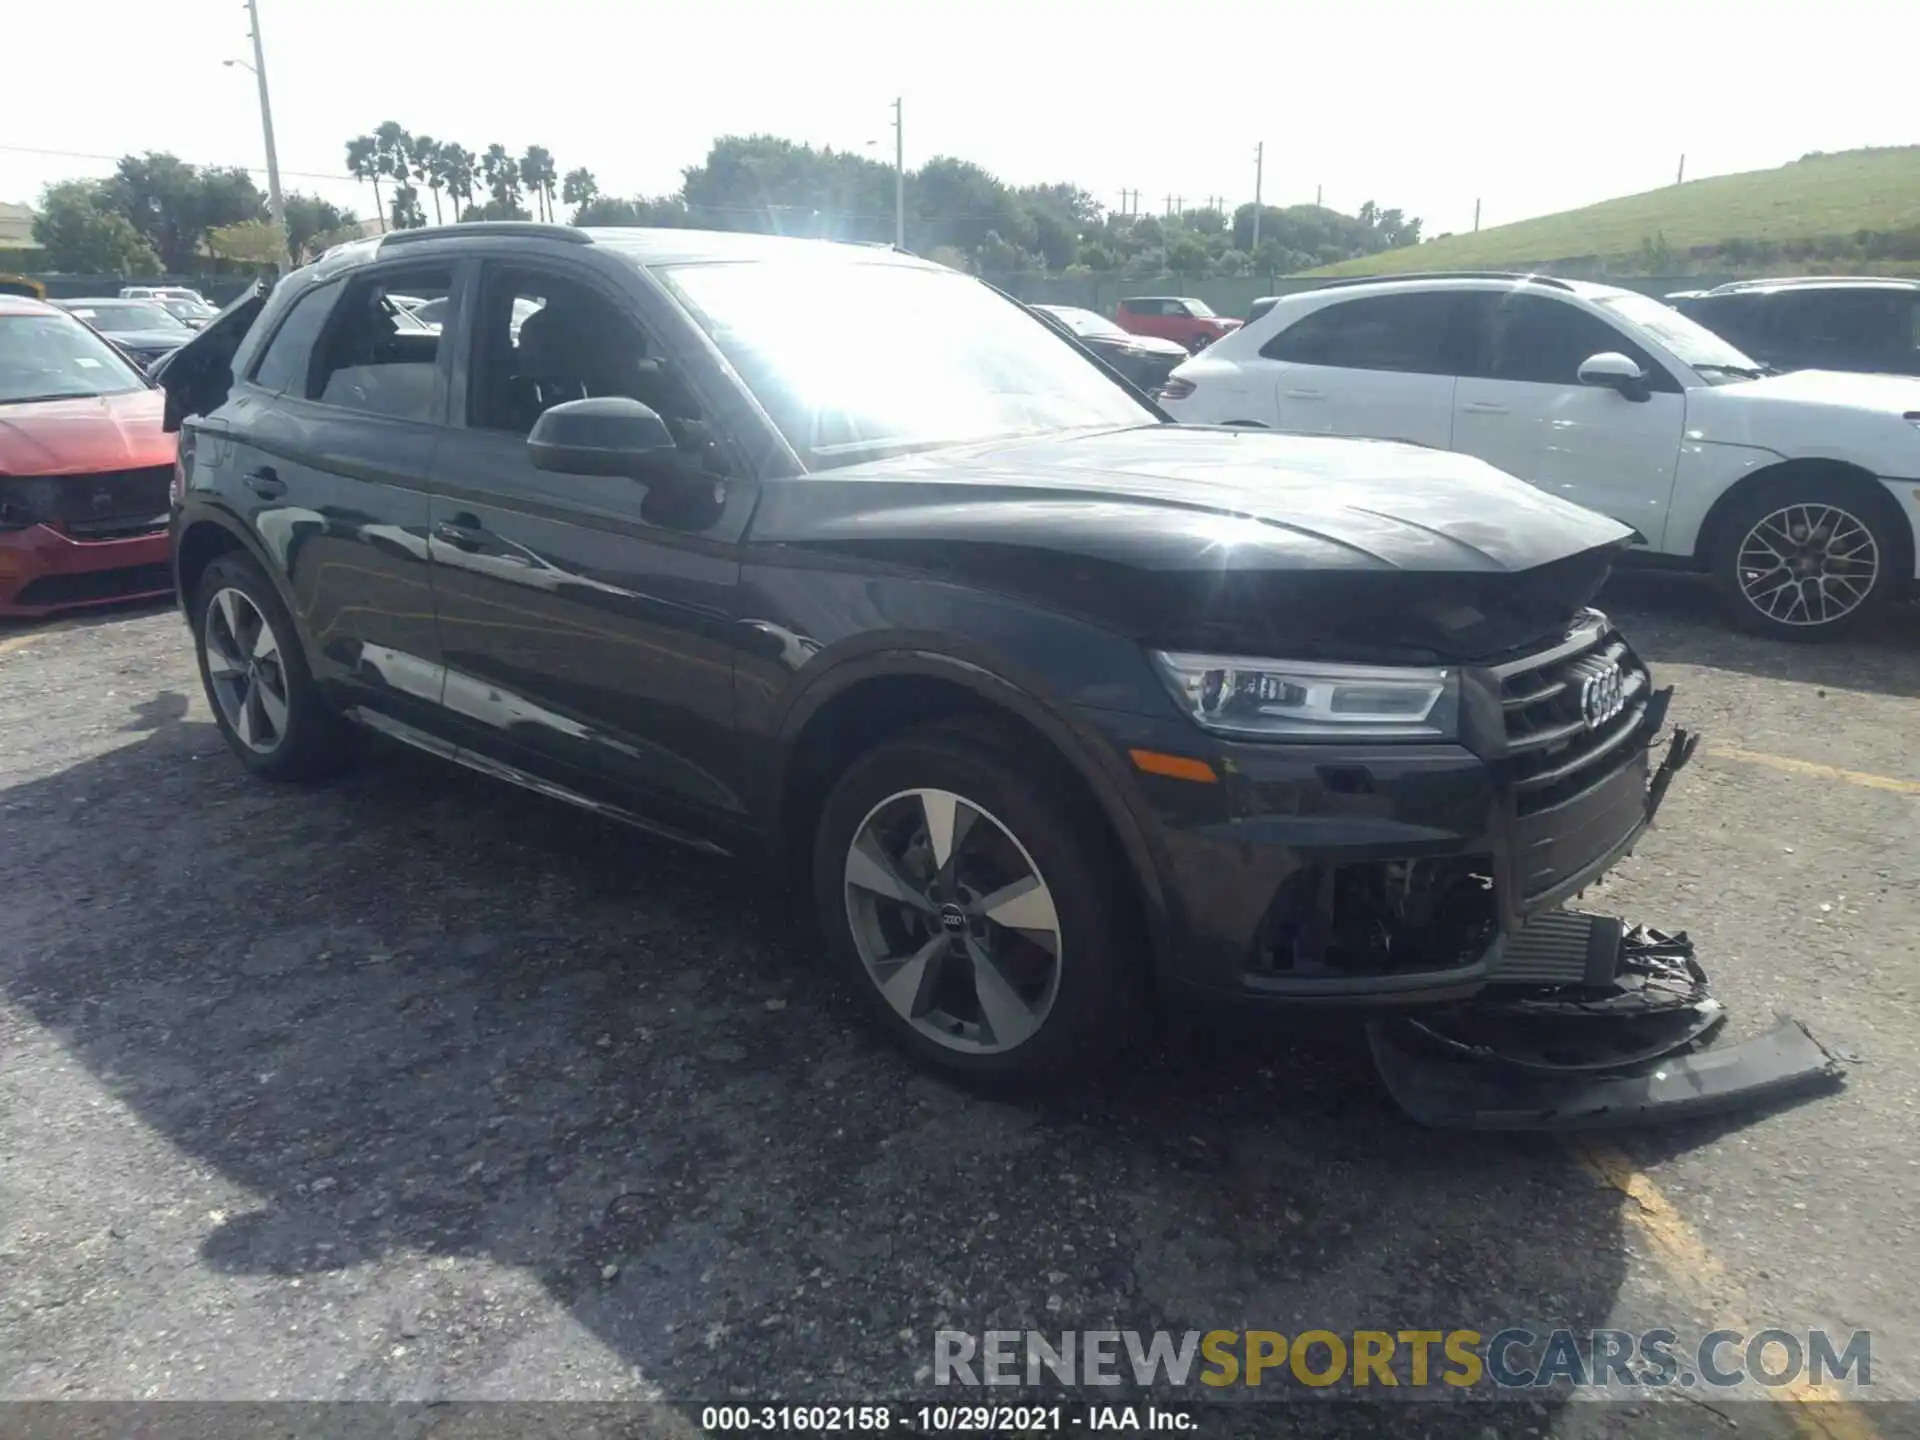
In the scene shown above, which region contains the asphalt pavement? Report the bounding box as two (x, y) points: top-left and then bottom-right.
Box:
(1, 573), (1916, 1439)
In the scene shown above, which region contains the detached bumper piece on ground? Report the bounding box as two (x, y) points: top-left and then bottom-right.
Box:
(1370, 920), (1848, 1131)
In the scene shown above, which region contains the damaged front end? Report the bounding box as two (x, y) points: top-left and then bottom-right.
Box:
(1368, 918), (1848, 1131)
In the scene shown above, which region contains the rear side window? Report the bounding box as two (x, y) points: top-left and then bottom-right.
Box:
(307, 266), (453, 422)
(1126, 299), (1163, 316)
(1261, 292), (1468, 375)
(1479, 294), (1660, 385)
(1772, 290), (1910, 351)
(249, 283), (341, 395)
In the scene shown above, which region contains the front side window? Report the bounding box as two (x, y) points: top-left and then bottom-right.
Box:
(466, 266), (706, 444)
(249, 282), (343, 396)
(1480, 294), (1658, 385)
(307, 266), (452, 422)
(1261, 292), (1468, 375)
(1180, 298), (1216, 318)
(659, 259), (1152, 469)
(0, 311), (148, 403)
(1590, 291), (1761, 376)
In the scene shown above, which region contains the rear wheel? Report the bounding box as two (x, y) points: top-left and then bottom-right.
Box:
(1708, 477), (1903, 640)
(192, 553), (350, 779)
(812, 722), (1143, 1086)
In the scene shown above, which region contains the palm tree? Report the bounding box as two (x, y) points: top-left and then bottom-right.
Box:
(561, 167), (598, 223)
(411, 134), (444, 226)
(520, 145), (557, 222)
(345, 135), (383, 223)
(438, 144), (476, 222)
(481, 144), (521, 213)
(373, 121), (412, 227)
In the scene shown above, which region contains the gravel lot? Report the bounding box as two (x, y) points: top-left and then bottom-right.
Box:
(2, 573), (1916, 1437)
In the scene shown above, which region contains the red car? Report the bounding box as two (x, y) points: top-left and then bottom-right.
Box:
(1114, 296), (1242, 353)
(0, 296), (176, 617)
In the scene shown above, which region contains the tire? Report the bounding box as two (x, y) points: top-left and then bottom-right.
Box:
(811, 720), (1144, 1087)
(191, 552), (350, 779)
(1706, 475), (1905, 641)
(1189, 333), (1211, 353)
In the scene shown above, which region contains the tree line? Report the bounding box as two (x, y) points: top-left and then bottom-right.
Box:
(349, 123), (1423, 279)
(27, 124), (1425, 280)
(31, 155), (358, 275)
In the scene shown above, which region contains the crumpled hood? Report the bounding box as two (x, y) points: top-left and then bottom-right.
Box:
(748, 425), (1637, 662)
(793, 424), (1633, 573)
(0, 389), (174, 475)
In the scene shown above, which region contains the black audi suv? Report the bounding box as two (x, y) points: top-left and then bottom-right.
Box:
(160, 223), (1693, 1083)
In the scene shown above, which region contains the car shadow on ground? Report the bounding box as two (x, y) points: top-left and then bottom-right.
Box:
(1600, 570), (1920, 699)
(0, 710), (1663, 1429)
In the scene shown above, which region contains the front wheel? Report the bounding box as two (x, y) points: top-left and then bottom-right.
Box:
(812, 722), (1144, 1086)
(192, 552), (350, 778)
(1708, 480), (1904, 640)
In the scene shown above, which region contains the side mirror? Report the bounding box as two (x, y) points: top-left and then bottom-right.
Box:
(1577, 351), (1651, 402)
(527, 397), (682, 479)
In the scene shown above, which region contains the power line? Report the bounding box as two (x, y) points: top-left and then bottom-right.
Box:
(0, 142), (353, 186)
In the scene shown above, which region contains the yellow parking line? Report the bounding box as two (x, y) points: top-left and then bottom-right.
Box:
(1573, 1140), (1878, 1438)
(0, 629), (54, 658)
(1707, 746), (1920, 797)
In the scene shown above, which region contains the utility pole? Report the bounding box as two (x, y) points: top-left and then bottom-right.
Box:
(1315, 183), (1322, 206)
(1676, 153), (1686, 185)
(892, 97), (905, 250)
(243, 0), (287, 269)
(1473, 197), (1481, 232)
(1251, 142), (1264, 251)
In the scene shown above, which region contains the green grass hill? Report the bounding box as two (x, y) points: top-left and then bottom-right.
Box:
(1308, 145), (1920, 278)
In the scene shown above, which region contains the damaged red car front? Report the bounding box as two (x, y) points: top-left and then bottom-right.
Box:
(0, 296), (176, 617)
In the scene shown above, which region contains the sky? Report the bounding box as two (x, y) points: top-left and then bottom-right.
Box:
(5, 0), (1916, 240)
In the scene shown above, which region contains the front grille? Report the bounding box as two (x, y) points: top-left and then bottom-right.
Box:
(1498, 613), (1653, 818)
(0, 467), (172, 535)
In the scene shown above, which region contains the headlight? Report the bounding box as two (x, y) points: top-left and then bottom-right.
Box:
(1151, 651), (1459, 740)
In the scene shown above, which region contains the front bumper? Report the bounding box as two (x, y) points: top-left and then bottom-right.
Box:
(0, 523), (172, 617)
(1082, 623), (1697, 1007)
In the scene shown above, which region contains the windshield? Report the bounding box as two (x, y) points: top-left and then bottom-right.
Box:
(160, 298), (213, 321)
(1042, 306), (1126, 339)
(1593, 292), (1762, 375)
(1182, 298), (1216, 318)
(64, 302), (191, 335)
(0, 312), (147, 403)
(659, 260), (1153, 468)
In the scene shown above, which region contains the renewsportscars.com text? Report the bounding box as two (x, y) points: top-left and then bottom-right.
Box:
(933, 1328), (1872, 1391)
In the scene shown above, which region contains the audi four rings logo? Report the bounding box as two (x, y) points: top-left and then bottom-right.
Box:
(1578, 659), (1628, 730)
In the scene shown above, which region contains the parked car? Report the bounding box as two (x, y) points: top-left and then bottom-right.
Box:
(0, 295), (176, 616)
(1115, 296), (1242, 353)
(122, 285), (213, 307)
(160, 223), (1690, 1084)
(52, 298), (198, 370)
(1030, 304), (1189, 390)
(0, 275), (46, 301)
(1162, 272), (1920, 640)
(1669, 277), (1920, 378)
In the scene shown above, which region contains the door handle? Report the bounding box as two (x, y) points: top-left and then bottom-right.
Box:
(1284, 389), (1325, 400)
(243, 466), (285, 498)
(1462, 401), (1510, 415)
(432, 518), (488, 551)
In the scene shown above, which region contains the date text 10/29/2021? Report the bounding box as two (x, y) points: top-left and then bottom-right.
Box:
(701, 1406), (1192, 1432)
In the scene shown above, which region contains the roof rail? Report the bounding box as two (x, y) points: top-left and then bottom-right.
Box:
(1708, 274), (1919, 294)
(1310, 270), (1573, 291)
(381, 221), (591, 247)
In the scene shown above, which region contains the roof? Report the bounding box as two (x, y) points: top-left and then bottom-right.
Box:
(0, 294), (56, 317)
(331, 221), (938, 271)
(0, 201), (41, 251)
(1707, 275), (1920, 295)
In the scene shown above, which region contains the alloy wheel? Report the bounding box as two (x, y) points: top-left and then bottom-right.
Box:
(1735, 502), (1879, 628)
(203, 587), (291, 754)
(842, 787), (1063, 1055)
